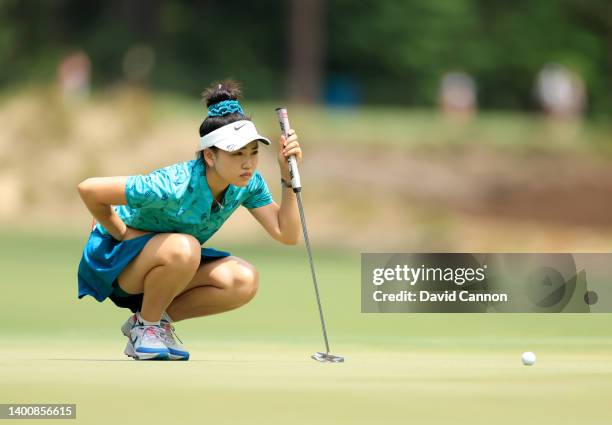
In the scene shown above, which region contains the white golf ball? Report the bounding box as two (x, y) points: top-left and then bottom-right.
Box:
(521, 351), (536, 366)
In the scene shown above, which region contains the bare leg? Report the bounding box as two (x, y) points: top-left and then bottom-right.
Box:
(166, 256), (259, 322)
(117, 233), (202, 322)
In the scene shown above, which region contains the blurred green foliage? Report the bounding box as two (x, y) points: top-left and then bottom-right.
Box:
(329, 0), (612, 114)
(0, 0), (611, 114)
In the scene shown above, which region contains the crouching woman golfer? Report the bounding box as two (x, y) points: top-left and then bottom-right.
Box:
(77, 80), (302, 360)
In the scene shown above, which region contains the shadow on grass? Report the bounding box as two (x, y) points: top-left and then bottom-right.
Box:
(43, 358), (313, 363)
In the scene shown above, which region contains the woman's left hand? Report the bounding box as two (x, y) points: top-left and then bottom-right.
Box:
(277, 129), (302, 180)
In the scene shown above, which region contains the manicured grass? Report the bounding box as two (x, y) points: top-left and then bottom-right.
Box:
(2, 341), (612, 425)
(1, 228), (612, 424)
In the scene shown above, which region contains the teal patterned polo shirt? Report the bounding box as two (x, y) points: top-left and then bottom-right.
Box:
(95, 159), (273, 244)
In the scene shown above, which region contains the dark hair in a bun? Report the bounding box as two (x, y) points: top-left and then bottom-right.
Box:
(199, 79), (249, 138)
(202, 79), (241, 107)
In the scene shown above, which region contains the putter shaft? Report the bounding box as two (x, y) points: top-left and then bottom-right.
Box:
(276, 107), (340, 360)
(295, 191), (331, 354)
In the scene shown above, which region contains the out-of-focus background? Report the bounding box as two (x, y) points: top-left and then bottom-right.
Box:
(2, 2), (612, 424)
(1, 0), (612, 251)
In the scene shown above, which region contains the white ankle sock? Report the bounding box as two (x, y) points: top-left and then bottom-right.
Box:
(161, 311), (174, 323)
(136, 312), (160, 326)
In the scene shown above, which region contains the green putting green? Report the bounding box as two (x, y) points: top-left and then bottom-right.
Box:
(1, 229), (612, 424)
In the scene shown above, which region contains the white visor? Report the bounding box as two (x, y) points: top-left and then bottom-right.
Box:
(199, 120), (271, 152)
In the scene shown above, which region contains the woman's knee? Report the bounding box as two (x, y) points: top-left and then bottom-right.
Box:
(233, 262), (259, 304)
(158, 233), (201, 270)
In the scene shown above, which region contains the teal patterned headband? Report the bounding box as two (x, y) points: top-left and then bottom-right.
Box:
(208, 100), (245, 117)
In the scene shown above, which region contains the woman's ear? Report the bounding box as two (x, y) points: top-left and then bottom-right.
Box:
(203, 148), (216, 167)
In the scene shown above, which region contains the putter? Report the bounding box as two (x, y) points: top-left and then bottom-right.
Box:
(276, 107), (344, 364)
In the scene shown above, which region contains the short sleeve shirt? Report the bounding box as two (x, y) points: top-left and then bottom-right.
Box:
(95, 159), (273, 244)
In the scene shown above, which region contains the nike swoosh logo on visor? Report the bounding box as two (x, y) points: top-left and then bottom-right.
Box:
(234, 123), (247, 130)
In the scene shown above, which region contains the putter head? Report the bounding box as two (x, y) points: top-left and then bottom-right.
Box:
(311, 352), (345, 363)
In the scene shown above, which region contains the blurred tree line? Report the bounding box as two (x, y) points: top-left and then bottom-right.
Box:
(0, 0), (610, 115)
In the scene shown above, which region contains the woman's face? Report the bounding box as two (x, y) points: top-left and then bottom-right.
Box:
(208, 140), (259, 186)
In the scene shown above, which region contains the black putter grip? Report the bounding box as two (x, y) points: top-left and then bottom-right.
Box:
(275, 107), (302, 192)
